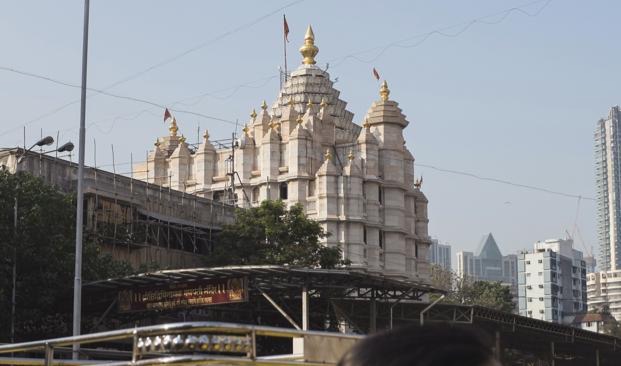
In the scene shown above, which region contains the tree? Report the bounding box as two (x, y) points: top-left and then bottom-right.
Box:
(0, 171), (132, 341)
(593, 305), (621, 338)
(206, 200), (347, 268)
(430, 266), (514, 312)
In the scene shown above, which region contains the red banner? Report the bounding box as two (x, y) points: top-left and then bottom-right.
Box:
(117, 277), (248, 312)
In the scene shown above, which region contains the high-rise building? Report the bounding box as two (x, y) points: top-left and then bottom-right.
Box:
(132, 26), (431, 280)
(594, 106), (621, 271)
(456, 233), (518, 292)
(518, 238), (587, 323)
(428, 239), (451, 271)
(587, 271), (621, 321)
(589, 106), (621, 320)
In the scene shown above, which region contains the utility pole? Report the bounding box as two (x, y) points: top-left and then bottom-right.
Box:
(10, 193), (17, 344)
(73, 0), (90, 360)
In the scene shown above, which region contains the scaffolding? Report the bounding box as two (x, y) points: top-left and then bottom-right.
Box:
(0, 148), (236, 269)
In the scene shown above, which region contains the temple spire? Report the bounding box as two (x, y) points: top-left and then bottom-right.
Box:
(169, 118), (179, 136)
(380, 80), (390, 102)
(299, 25), (319, 65)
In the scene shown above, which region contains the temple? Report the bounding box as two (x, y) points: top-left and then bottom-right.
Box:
(133, 26), (431, 280)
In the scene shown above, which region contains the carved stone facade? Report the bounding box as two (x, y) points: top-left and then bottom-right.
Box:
(133, 26), (431, 280)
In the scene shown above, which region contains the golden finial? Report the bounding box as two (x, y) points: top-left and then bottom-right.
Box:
(363, 118), (371, 130)
(179, 134), (186, 144)
(250, 109), (257, 120)
(348, 149), (355, 161)
(299, 25), (319, 65)
(288, 99), (294, 107)
(296, 115), (303, 125)
(242, 125), (249, 135)
(203, 129), (210, 140)
(261, 100), (268, 111)
(324, 148), (332, 161)
(307, 99), (313, 109)
(320, 97), (328, 108)
(169, 117), (179, 136)
(154, 139), (160, 147)
(379, 80), (390, 102)
(269, 120), (280, 130)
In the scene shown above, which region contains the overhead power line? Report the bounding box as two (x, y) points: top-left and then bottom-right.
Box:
(100, 0), (304, 91)
(415, 162), (595, 201)
(0, 65), (236, 137)
(1, 0), (304, 135)
(328, 0), (552, 68)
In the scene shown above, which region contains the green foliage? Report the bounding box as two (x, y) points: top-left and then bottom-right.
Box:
(430, 265), (515, 312)
(0, 171), (131, 341)
(206, 200), (347, 269)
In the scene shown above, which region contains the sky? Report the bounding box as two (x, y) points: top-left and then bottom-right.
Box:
(0, 0), (617, 265)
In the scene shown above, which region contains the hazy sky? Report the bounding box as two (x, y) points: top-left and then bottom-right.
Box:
(0, 0), (617, 263)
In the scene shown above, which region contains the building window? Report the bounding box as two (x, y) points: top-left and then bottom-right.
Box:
(379, 230), (384, 249)
(526, 261), (531, 265)
(538, 259), (542, 263)
(279, 182), (288, 200)
(279, 143), (287, 167)
(363, 226), (367, 244)
(253, 148), (260, 171)
(308, 179), (315, 197)
(378, 186), (383, 205)
(252, 187), (260, 203)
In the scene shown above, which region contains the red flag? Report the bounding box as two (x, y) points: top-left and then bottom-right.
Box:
(283, 15), (290, 42)
(372, 67), (380, 81)
(164, 108), (171, 122)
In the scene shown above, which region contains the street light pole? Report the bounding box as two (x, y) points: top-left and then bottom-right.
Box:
(10, 136), (57, 344)
(10, 194), (17, 344)
(72, 0), (90, 359)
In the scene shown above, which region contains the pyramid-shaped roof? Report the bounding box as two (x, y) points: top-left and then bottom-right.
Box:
(475, 233), (503, 259)
(270, 26), (361, 144)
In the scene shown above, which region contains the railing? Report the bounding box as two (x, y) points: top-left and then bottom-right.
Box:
(0, 322), (361, 366)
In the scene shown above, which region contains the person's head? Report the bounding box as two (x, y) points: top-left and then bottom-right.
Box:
(338, 323), (500, 366)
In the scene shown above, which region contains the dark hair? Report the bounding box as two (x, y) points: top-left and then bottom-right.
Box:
(338, 323), (497, 366)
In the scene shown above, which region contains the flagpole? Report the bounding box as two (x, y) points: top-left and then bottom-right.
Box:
(283, 15), (288, 83)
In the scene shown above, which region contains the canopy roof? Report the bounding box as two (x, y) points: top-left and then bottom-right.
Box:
(85, 265), (442, 300)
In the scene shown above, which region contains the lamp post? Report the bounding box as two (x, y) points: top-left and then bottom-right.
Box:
(11, 137), (73, 344)
(73, 0), (90, 360)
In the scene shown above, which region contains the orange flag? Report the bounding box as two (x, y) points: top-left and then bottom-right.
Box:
(283, 15), (290, 42)
(372, 67), (380, 81)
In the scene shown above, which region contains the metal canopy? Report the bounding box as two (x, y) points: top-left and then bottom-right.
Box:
(85, 265), (442, 301)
